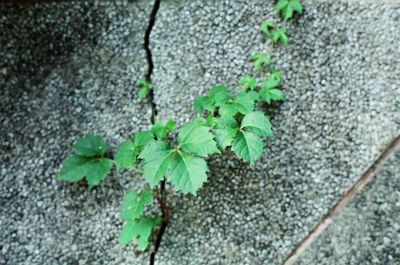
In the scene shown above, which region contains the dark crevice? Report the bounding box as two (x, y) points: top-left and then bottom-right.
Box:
(144, 0), (161, 125)
(142, 0), (169, 265)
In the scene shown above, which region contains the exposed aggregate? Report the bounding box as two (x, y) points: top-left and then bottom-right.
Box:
(0, 0), (399, 265)
(151, 0), (400, 264)
(1, 2), (153, 265)
(298, 152), (400, 265)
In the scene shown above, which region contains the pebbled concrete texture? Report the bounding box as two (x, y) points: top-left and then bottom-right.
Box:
(151, 0), (400, 264)
(0, 0), (399, 265)
(298, 152), (400, 265)
(0, 2), (153, 265)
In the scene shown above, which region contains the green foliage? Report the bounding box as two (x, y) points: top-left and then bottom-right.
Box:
(58, 0), (302, 253)
(214, 117), (239, 150)
(115, 131), (154, 170)
(140, 120), (218, 194)
(194, 96), (214, 113)
(121, 189), (153, 222)
(261, 20), (275, 37)
(271, 27), (288, 46)
(120, 217), (161, 250)
(151, 120), (176, 140)
(260, 71), (284, 103)
(251, 53), (271, 71)
(139, 141), (173, 187)
(178, 120), (219, 157)
(137, 79), (153, 100)
(240, 76), (257, 91)
(276, 0), (303, 21)
(226, 111), (273, 165)
(58, 136), (112, 189)
(219, 91), (256, 117)
(73, 135), (107, 156)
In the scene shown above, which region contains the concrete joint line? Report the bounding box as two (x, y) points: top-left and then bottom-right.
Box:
(282, 135), (400, 265)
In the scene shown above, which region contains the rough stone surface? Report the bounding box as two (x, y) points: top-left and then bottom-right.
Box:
(0, 1), (399, 265)
(298, 152), (400, 265)
(151, 0), (400, 264)
(0, 2), (153, 265)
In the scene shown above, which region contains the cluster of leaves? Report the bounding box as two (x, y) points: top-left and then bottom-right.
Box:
(276, 0), (303, 21)
(261, 20), (288, 46)
(57, 136), (112, 190)
(57, 0), (302, 253)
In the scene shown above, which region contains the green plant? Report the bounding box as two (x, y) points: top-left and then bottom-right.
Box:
(57, 0), (302, 262)
(137, 79), (153, 100)
(276, 0), (303, 21)
(261, 20), (288, 46)
(251, 53), (271, 71)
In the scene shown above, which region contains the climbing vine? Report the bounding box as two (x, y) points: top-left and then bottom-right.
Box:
(57, 1), (302, 264)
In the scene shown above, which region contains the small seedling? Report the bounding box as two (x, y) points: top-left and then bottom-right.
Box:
(251, 53), (271, 71)
(276, 0), (303, 21)
(240, 76), (257, 91)
(137, 79), (153, 100)
(261, 20), (275, 37)
(271, 27), (288, 46)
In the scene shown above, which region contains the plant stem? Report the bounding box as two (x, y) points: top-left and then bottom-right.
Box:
(150, 178), (169, 265)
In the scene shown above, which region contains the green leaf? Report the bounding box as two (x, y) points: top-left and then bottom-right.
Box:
(271, 28), (288, 46)
(291, 0), (303, 13)
(205, 115), (216, 128)
(260, 88), (284, 103)
(85, 158), (113, 189)
(115, 131), (154, 170)
(219, 102), (239, 117)
(207, 84), (231, 106)
(251, 53), (271, 71)
(166, 151), (209, 195)
(137, 79), (153, 100)
(234, 92), (256, 115)
(261, 20), (275, 36)
(240, 76), (257, 91)
(276, 0), (289, 11)
(73, 135), (107, 157)
(115, 140), (137, 170)
(262, 71), (281, 90)
(232, 131), (264, 165)
(178, 120), (219, 157)
(58, 155), (112, 189)
(57, 155), (92, 182)
(194, 96), (215, 113)
(139, 141), (173, 187)
(119, 217), (161, 250)
(283, 5), (294, 21)
(214, 117), (239, 150)
(133, 131), (154, 150)
(121, 189), (153, 222)
(247, 90), (260, 101)
(241, 111), (273, 137)
(138, 87), (149, 100)
(151, 120), (176, 140)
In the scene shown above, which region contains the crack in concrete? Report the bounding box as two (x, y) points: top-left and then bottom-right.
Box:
(282, 134), (400, 265)
(141, 1), (168, 264)
(144, 0), (161, 125)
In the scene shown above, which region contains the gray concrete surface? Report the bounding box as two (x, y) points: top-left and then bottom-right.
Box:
(298, 152), (400, 265)
(0, 0), (399, 265)
(151, 0), (400, 264)
(0, 2), (154, 265)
